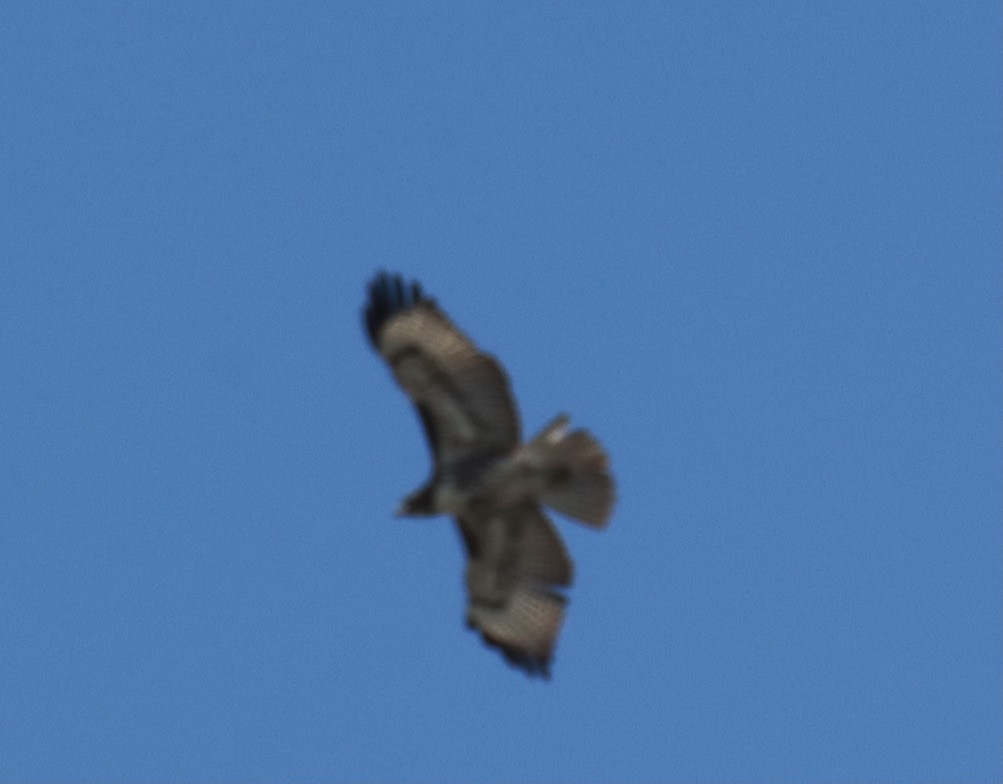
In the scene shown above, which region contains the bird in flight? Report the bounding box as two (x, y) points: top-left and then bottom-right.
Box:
(364, 273), (614, 677)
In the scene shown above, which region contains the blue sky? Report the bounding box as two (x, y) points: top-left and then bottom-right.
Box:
(1, 3), (999, 781)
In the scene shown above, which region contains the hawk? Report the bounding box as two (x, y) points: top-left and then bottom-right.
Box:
(364, 273), (614, 677)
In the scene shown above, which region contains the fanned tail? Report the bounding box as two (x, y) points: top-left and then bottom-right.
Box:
(522, 415), (615, 528)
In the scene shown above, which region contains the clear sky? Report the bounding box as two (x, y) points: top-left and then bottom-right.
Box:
(1, 3), (999, 782)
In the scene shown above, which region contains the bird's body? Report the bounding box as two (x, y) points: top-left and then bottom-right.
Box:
(364, 273), (614, 677)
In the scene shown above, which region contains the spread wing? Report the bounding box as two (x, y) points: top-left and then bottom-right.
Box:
(458, 504), (573, 677)
(364, 272), (520, 466)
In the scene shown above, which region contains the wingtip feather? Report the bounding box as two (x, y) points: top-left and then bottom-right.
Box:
(467, 587), (566, 679)
(363, 272), (434, 347)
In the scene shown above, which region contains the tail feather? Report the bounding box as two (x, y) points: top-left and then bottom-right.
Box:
(523, 415), (615, 528)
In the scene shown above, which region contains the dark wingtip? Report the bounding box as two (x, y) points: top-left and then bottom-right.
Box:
(500, 647), (553, 679)
(363, 272), (433, 347)
(478, 632), (556, 679)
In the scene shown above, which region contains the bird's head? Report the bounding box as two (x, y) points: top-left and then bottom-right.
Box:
(395, 483), (437, 518)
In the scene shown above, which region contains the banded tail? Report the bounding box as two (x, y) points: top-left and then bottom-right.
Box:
(522, 415), (615, 528)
